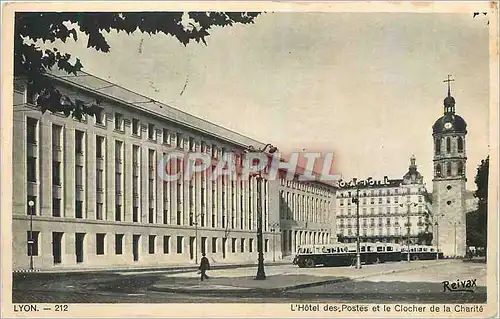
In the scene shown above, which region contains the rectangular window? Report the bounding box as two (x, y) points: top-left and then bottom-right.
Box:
(96, 203), (103, 220)
(52, 198), (61, 217)
(163, 128), (170, 144)
(52, 161), (61, 186)
(96, 169), (103, 192)
(240, 238), (245, 252)
(149, 235), (156, 254)
(176, 236), (183, 254)
(96, 136), (104, 158)
(75, 165), (83, 190)
(75, 130), (85, 155)
(149, 208), (154, 224)
(27, 156), (36, 182)
(212, 237), (217, 253)
(249, 239), (254, 253)
(132, 145), (140, 166)
(176, 133), (183, 148)
(52, 124), (62, 149)
(27, 231), (39, 256)
(95, 107), (105, 125)
(27, 117), (37, 144)
(96, 233), (105, 255)
(115, 234), (124, 255)
(115, 141), (123, 163)
(114, 113), (123, 131)
(163, 235), (170, 254)
(75, 200), (83, 218)
(132, 119), (140, 136)
(115, 205), (121, 221)
(133, 206), (139, 222)
(189, 137), (195, 151)
(265, 239), (269, 253)
(115, 172), (122, 194)
(231, 238), (236, 253)
(148, 123), (156, 140)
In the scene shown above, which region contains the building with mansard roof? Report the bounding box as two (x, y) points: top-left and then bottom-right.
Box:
(335, 156), (432, 245)
(12, 70), (336, 271)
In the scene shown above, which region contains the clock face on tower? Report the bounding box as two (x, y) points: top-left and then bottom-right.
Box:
(444, 122), (452, 130)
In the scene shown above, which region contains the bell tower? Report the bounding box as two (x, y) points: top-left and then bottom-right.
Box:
(432, 75), (467, 257)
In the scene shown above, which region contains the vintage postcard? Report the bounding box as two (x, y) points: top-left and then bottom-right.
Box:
(1, 1), (498, 318)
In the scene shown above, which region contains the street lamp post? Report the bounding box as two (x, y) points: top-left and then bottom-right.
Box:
(248, 143), (278, 281)
(400, 198), (418, 262)
(28, 200), (35, 270)
(351, 187), (361, 269)
(190, 212), (201, 264)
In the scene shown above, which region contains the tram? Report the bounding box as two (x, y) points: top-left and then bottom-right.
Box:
(292, 242), (441, 268)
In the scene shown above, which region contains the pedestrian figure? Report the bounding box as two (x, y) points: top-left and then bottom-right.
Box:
(199, 253), (210, 281)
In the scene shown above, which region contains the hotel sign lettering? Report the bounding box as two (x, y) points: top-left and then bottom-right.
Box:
(338, 176), (390, 188)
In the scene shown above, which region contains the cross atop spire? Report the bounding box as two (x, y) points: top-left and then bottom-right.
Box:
(443, 74), (455, 97)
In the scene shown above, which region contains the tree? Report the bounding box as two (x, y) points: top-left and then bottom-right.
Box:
(466, 156), (488, 249)
(15, 12), (261, 119)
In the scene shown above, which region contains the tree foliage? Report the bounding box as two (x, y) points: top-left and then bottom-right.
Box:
(466, 156), (489, 248)
(14, 12), (261, 119)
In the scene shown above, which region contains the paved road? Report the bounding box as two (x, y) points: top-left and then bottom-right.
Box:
(292, 260), (487, 303)
(12, 260), (486, 303)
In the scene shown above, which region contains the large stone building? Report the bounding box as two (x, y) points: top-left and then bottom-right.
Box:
(279, 179), (337, 257)
(431, 82), (468, 257)
(12, 70), (336, 271)
(335, 156), (432, 245)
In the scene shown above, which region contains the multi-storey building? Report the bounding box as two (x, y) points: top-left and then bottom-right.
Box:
(12, 70), (336, 271)
(335, 156), (432, 245)
(279, 179), (337, 257)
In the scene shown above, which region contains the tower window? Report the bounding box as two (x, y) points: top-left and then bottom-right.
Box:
(446, 185), (452, 190)
(435, 138), (441, 155)
(457, 137), (464, 153)
(446, 162), (452, 176)
(436, 164), (442, 177)
(457, 162), (464, 176)
(446, 201), (452, 205)
(446, 137), (451, 154)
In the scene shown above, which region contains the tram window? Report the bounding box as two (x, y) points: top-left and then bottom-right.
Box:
(361, 246), (366, 252)
(387, 247), (393, 252)
(418, 248), (423, 252)
(430, 248), (434, 252)
(377, 247), (383, 252)
(367, 246), (372, 252)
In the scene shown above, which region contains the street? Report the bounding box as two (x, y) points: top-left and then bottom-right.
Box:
(12, 259), (486, 303)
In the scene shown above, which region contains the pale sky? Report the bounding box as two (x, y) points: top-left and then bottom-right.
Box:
(51, 12), (490, 191)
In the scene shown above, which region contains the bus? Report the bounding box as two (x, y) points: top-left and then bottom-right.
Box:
(292, 242), (402, 268)
(401, 245), (443, 260)
(293, 242), (441, 268)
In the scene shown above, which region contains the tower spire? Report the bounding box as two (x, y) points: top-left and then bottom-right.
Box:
(443, 75), (456, 114)
(443, 74), (454, 97)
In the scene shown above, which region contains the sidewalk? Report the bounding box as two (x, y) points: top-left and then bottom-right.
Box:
(150, 260), (454, 294)
(13, 257), (294, 275)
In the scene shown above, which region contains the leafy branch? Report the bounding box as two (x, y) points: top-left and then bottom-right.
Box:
(15, 12), (261, 119)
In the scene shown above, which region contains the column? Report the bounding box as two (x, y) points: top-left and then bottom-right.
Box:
(141, 144), (148, 223)
(86, 130), (97, 220)
(64, 127), (76, 217)
(106, 135), (115, 221)
(39, 116), (52, 216)
(156, 147), (163, 224)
